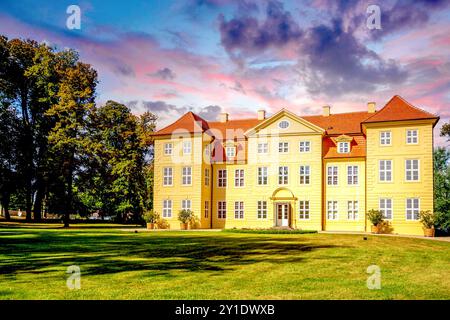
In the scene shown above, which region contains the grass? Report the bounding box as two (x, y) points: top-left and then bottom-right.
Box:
(0, 222), (449, 299)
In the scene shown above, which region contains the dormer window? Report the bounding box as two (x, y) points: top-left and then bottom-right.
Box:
(226, 146), (236, 158)
(338, 142), (350, 153)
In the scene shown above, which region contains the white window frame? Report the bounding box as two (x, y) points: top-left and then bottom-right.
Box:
(299, 141), (311, 153)
(347, 165), (358, 185)
(234, 201), (244, 219)
(327, 166), (338, 185)
(405, 159), (420, 182)
(327, 201), (338, 220)
(218, 201), (226, 219)
(234, 169), (245, 187)
(181, 199), (191, 211)
(380, 131), (391, 146)
(226, 146), (236, 158)
(379, 198), (393, 220)
(406, 198), (420, 221)
(338, 142), (350, 153)
(299, 165), (310, 185)
(183, 140), (192, 154)
(218, 169), (227, 187)
(278, 166), (289, 185)
(257, 201), (267, 219)
(298, 200), (310, 220)
(163, 167), (173, 186)
(164, 143), (173, 155)
(257, 167), (268, 185)
(182, 166), (192, 185)
(278, 142), (289, 153)
(347, 201), (359, 220)
(162, 199), (172, 218)
(379, 160), (393, 182)
(204, 201), (209, 218)
(406, 129), (418, 144)
(205, 168), (210, 186)
(257, 143), (268, 154)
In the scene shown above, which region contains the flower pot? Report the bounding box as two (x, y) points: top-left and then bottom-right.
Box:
(371, 225), (380, 234)
(146, 223), (155, 230)
(423, 227), (435, 237)
(180, 223), (188, 230)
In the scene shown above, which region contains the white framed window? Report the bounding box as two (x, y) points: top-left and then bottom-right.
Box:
(183, 140), (192, 154)
(278, 142), (289, 153)
(379, 160), (392, 182)
(234, 169), (244, 187)
(299, 165), (310, 185)
(204, 144), (211, 159)
(278, 120), (290, 129)
(181, 199), (191, 211)
(163, 167), (173, 186)
(327, 166), (338, 185)
(380, 131), (391, 145)
(327, 201), (338, 220)
(205, 168), (210, 186)
(257, 167), (268, 185)
(226, 146), (236, 158)
(257, 143), (268, 154)
(162, 199), (172, 218)
(299, 141), (311, 152)
(406, 198), (420, 220)
(182, 166), (192, 185)
(406, 129), (418, 144)
(218, 201), (226, 219)
(278, 166), (288, 185)
(347, 201), (359, 220)
(257, 201), (267, 219)
(164, 143), (173, 155)
(234, 201), (244, 219)
(299, 200), (310, 220)
(405, 159), (419, 181)
(204, 201), (209, 218)
(338, 142), (350, 153)
(379, 198), (393, 220)
(347, 165), (358, 185)
(218, 169), (227, 187)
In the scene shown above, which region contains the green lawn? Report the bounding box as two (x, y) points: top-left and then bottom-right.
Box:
(0, 224), (449, 299)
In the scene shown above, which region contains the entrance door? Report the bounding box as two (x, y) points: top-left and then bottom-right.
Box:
(276, 203), (289, 227)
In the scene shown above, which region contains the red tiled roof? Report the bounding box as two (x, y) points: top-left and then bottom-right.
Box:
(154, 112), (209, 136)
(363, 95), (439, 124)
(207, 119), (263, 140)
(323, 135), (366, 159)
(303, 111), (373, 135)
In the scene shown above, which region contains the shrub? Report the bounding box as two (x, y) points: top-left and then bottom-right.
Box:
(143, 210), (160, 223)
(419, 210), (435, 229)
(434, 211), (450, 233)
(156, 218), (170, 229)
(367, 209), (383, 226)
(178, 209), (193, 224)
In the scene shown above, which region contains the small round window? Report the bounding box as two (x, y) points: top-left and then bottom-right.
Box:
(278, 120), (290, 129)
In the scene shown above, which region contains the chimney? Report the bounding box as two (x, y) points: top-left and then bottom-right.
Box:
(323, 105), (330, 117)
(257, 110), (266, 120)
(219, 112), (229, 123)
(367, 102), (376, 113)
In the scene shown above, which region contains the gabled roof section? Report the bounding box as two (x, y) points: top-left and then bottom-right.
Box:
(362, 95), (439, 125)
(245, 108), (325, 135)
(154, 111), (209, 136)
(323, 135), (366, 159)
(207, 118), (263, 140)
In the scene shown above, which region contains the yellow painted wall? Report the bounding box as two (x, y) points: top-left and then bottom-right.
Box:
(365, 121), (435, 235)
(324, 158), (366, 232)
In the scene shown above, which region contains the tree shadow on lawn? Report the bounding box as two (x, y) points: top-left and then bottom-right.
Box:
(0, 231), (346, 277)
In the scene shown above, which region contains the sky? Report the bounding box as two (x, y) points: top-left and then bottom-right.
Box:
(0, 0), (449, 145)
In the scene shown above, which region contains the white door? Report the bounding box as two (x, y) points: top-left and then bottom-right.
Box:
(277, 204), (289, 227)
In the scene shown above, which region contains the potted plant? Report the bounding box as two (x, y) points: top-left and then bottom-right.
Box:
(144, 210), (159, 230)
(367, 209), (383, 234)
(419, 210), (435, 237)
(178, 209), (193, 230)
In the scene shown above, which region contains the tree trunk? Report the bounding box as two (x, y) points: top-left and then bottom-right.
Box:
(2, 194), (11, 221)
(33, 185), (44, 222)
(64, 154), (74, 228)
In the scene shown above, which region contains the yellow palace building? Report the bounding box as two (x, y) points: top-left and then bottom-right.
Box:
(153, 95), (439, 235)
